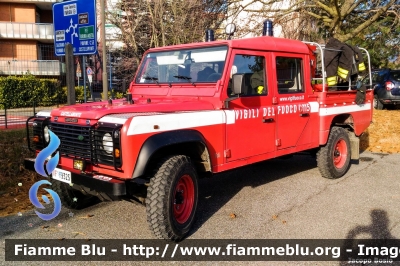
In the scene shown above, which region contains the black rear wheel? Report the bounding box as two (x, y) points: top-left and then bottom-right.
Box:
(317, 127), (351, 179)
(146, 155), (198, 241)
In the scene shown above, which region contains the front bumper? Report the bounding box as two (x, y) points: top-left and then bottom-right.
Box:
(24, 158), (127, 197)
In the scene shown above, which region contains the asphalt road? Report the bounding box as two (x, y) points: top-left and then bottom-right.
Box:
(1, 151), (400, 266)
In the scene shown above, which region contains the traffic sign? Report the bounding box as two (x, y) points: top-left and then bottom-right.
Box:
(53, 0), (97, 56)
(87, 67), (93, 76)
(76, 62), (81, 77)
(87, 67), (93, 83)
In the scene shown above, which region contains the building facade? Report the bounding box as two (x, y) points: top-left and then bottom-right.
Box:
(0, 0), (63, 76)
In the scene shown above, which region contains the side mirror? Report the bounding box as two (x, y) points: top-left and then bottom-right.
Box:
(232, 74), (245, 95)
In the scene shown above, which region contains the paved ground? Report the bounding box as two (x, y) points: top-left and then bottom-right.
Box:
(1, 151), (400, 265)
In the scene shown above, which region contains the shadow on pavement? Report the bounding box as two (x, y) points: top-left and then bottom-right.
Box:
(190, 154), (317, 238)
(340, 209), (396, 265)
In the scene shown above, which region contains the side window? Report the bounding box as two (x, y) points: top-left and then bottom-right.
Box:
(276, 57), (304, 94)
(229, 54), (267, 96)
(391, 71), (400, 82)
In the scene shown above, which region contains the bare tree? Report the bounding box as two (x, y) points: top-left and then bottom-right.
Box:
(225, 0), (399, 41)
(106, 0), (228, 87)
(224, 0), (399, 67)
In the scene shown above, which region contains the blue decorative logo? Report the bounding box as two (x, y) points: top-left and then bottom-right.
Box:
(34, 130), (60, 177)
(29, 180), (62, 221)
(30, 129), (62, 220)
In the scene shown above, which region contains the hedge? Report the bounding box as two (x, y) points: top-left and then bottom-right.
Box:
(0, 75), (94, 109)
(0, 74), (65, 108)
(61, 86), (91, 102)
(101, 89), (125, 99)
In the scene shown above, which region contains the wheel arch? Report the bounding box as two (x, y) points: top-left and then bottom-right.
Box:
(321, 114), (354, 145)
(331, 114), (354, 128)
(132, 129), (212, 179)
(321, 114), (361, 160)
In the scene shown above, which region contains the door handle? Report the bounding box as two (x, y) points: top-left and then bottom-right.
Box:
(262, 118), (275, 123)
(300, 113), (309, 117)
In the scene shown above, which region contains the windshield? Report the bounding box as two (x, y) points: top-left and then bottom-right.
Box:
(135, 46), (228, 84)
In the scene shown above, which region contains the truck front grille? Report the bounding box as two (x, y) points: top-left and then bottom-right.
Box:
(49, 122), (122, 169)
(50, 123), (92, 160)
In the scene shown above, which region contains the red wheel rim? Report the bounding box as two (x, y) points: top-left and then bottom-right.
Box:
(333, 139), (348, 169)
(173, 174), (195, 224)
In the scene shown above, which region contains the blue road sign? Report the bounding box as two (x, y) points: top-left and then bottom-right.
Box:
(53, 0), (97, 56)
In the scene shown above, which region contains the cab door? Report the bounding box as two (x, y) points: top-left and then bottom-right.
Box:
(225, 50), (276, 162)
(272, 53), (312, 149)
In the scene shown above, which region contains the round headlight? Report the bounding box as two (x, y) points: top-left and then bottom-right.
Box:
(102, 133), (113, 154)
(43, 126), (50, 143)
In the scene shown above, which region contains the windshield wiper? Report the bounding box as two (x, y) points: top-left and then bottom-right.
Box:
(173, 75), (196, 86)
(143, 76), (159, 85)
(173, 75), (191, 80)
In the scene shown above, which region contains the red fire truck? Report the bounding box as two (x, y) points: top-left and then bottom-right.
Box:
(25, 23), (373, 241)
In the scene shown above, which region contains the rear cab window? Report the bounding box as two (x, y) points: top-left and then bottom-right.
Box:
(276, 57), (304, 94)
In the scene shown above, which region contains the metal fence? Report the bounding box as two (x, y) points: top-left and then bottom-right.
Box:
(0, 99), (116, 130)
(0, 60), (64, 76)
(0, 41), (65, 79)
(0, 101), (60, 130)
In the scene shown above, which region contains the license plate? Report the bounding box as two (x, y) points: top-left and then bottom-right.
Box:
(52, 168), (72, 184)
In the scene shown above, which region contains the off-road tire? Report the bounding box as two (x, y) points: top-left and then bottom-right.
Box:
(146, 155), (198, 241)
(317, 127), (351, 179)
(374, 95), (384, 110)
(51, 181), (98, 210)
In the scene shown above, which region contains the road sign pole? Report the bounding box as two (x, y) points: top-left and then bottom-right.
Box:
(83, 55), (87, 103)
(66, 43), (76, 105)
(109, 52), (112, 97)
(101, 0), (108, 100)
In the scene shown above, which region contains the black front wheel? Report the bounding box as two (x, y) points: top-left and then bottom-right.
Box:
(51, 181), (98, 210)
(146, 155), (198, 241)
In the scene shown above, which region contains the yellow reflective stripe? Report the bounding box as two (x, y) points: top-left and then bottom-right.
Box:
(358, 62), (366, 71)
(327, 76), (337, 86)
(337, 67), (349, 79)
